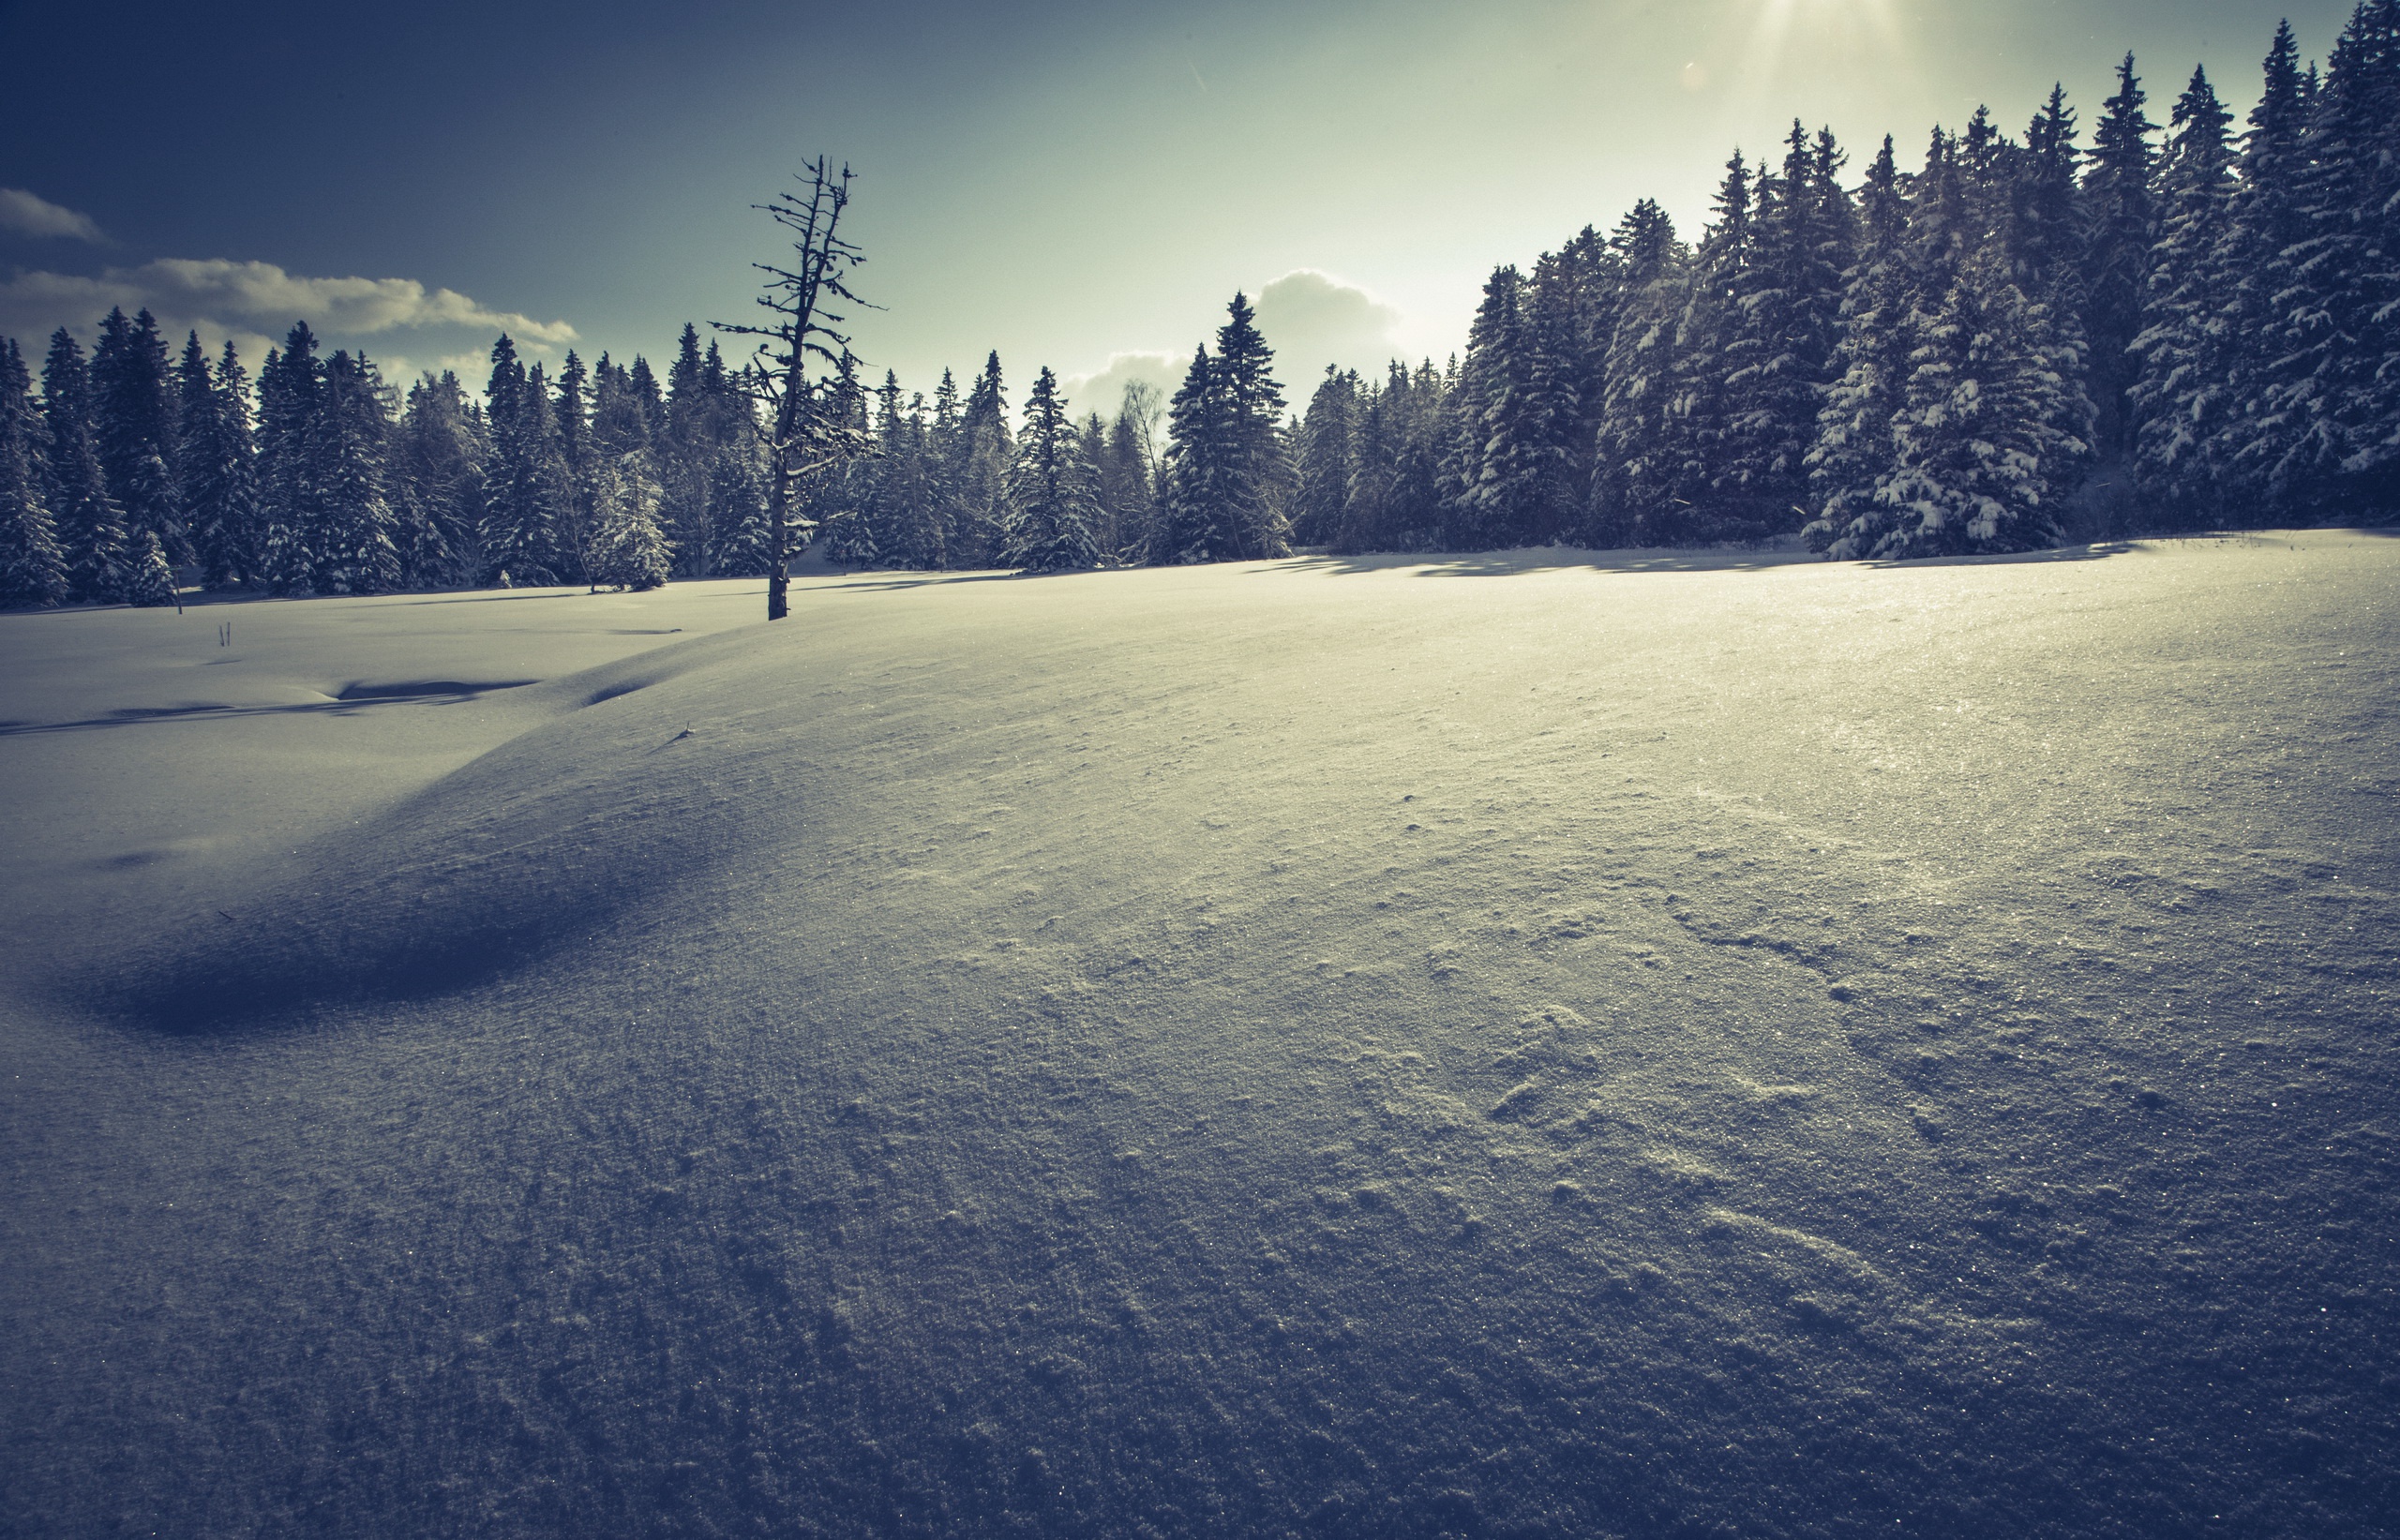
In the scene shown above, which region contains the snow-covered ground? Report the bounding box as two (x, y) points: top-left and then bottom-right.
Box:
(3, 532), (2394, 1537)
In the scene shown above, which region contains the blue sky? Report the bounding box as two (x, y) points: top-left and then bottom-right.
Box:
(0, 0), (2355, 413)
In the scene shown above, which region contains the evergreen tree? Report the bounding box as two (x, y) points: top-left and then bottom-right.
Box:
(946, 351), (1012, 567)
(1292, 366), (1359, 546)
(2082, 53), (2160, 458)
(1160, 293), (1289, 562)
(660, 323), (715, 573)
(1077, 412), (1114, 553)
(42, 328), (128, 601)
(2214, 21), (2313, 510)
(1545, 223), (1625, 491)
(1337, 359), (1448, 552)
(1584, 200), (1688, 546)
(175, 333), (262, 588)
(392, 370), (485, 587)
(1448, 258), (1579, 548)
(2249, 1), (2400, 516)
(122, 529), (177, 607)
(1002, 366), (1106, 570)
(809, 351), (876, 563)
(552, 351), (596, 582)
(1160, 344), (1221, 561)
(703, 350), (772, 576)
(628, 355), (667, 445)
(309, 350), (401, 594)
(0, 337), (68, 607)
(1715, 122), (1852, 536)
(1805, 136), (1914, 554)
(587, 354), (672, 590)
(254, 322), (323, 593)
(1597, 158), (1747, 546)
(870, 384), (943, 569)
(479, 336), (570, 585)
(1873, 240), (2086, 556)
(2129, 65), (2240, 519)
(90, 307), (184, 561)
(2010, 86), (2090, 303)
(1099, 392), (1156, 561)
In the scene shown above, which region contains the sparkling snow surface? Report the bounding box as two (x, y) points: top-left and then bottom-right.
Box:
(3, 533), (2395, 1537)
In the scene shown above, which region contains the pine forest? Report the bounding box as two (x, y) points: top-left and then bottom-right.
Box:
(3, 11), (2396, 609)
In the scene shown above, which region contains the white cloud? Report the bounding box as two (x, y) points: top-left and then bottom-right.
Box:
(0, 188), (104, 242)
(0, 259), (576, 357)
(1061, 350), (1192, 418)
(1251, 269), (1402, 383)
(1061, 272), (1404, 426)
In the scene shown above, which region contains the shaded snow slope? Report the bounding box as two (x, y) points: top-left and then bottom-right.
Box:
(3, 535), (2396, 1538)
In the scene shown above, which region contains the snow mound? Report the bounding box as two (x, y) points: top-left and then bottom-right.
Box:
(96, 628), (774, 1028)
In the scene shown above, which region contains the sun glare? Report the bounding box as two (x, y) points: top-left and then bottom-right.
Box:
(1742, 0), (1907, 87)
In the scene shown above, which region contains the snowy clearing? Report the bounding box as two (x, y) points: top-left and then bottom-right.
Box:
(3, 531), (2396, 1538)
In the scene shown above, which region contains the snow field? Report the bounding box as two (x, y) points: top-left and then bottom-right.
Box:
(2, 532), (2395, 1537)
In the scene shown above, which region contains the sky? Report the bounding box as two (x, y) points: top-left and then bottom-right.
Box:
(0, 0), (2358, 417)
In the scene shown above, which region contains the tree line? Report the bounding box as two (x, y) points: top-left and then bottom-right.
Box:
(1300, 9), (2398, 560)
(3, 8), (2395, 608)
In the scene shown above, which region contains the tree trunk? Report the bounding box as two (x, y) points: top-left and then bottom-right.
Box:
(767, 490), (789, 620)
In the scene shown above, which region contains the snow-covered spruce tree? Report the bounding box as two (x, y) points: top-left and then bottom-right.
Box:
(1544, 223), (1624, 489)
(42, 328), (128, 602)
(308, 350), (401, 595)
(2004, 83), (2099, 508)
(1440, 264), (1520, 547)
(1715, 122), (1853, 538)
(1806, 135), (1914, 555)
(252, 324), (322, 594)
(691, 339), (772, 576)
(821, 366), (897, 566)
(2081, 54), (2160, 460)
(2009, 86), (2090, 305)
(1292, 365), (1359, 546)
(807, 351), (876, 565)
(2128, 66), (2240, 523)
(584, 357), (672, 591)
(1234, 311), (1294, 557)
(659, 325), (715, 574)
(392, 369), (486, 588)
(1002, 366), (1105, 571)
(1343, 362), (1402, 549)
(1822, 124), (2079, 558)
(1584, 199), (1687, 547)
(1448, 257), (1580, 549)
(1099, 389), (1158, 561)
(90, 307), (185, 562)
(589, 467), (672, 591)
(2212, 21), (2312, 515)
(478, 336), (571, 586)
(176, 335), (262, 589)
(551, 351), (597, 584)
(0, 336), (68, 608)
(706, 384), (774, 578)
(1641, 156), (1757, 545)
(918, 367), (963, 568)
(1338, 358), (1450, 552)
(1160, 292), (1289, 563)
(1872, 240), (2084, 557)
(2249, 0), (2400, 517)
(122, 529), (177, 607)
(870, 387), (944, 570)
(1160, 344), (1222, 561)
(1077, 412), (1114, 553)
(944, 351), (1012, 569)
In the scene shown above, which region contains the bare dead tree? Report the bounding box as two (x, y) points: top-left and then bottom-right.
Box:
(714, 157), (871, 620)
